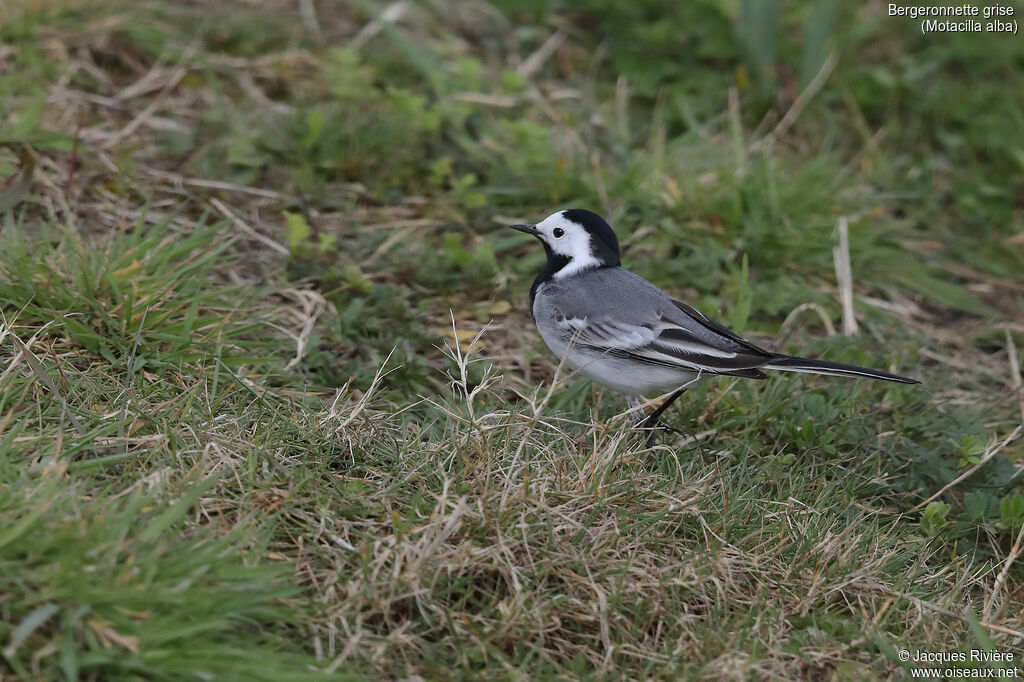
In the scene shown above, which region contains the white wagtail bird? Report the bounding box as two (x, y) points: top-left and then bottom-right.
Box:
(510, 209), (918, 434)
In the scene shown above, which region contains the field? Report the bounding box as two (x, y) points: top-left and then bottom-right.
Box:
(1, 1), (1023, 679)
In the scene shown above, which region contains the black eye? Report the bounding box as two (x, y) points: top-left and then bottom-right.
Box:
(553, 228), (565, 238)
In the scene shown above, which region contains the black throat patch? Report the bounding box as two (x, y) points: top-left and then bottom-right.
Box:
(529, 243), (569, 310)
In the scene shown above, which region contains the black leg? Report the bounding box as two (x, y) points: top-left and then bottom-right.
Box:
(640, 388), (688, 445)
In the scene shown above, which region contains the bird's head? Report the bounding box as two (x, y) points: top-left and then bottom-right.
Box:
(508, 209), (620, 278)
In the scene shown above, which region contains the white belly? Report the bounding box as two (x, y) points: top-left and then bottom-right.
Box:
(538, 323), (699, 395)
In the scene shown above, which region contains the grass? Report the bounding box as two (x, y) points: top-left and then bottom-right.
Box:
(1, 0), (1023, 679)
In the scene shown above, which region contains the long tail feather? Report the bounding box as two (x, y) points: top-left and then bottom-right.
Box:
(764, 355), (919, 384)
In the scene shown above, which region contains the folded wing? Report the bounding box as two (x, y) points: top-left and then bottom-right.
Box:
(556, 299), (773, 379)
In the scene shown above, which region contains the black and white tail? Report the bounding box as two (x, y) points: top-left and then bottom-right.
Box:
(764, 355), (919, 384)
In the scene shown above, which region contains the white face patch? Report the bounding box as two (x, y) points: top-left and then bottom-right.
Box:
(535, 211), (601, 278)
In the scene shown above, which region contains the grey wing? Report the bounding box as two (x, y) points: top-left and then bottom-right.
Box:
(538, 268), (773, 378)
(552, 303), (772, 379)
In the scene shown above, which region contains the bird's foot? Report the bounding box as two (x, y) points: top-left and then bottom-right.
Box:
(638, 415), (685, 446)
(626, 389), (689, 446)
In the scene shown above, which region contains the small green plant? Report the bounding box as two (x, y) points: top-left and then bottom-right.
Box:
(921, 501), (952, 538)
(963, 491), (998, 523)
(954, 434), (987, 467)
(999, 494), (1024, 531)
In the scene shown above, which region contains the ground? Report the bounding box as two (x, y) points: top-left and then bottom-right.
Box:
(1, 1), (1023, 680)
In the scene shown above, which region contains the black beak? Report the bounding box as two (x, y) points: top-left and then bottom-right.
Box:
(508, 223), (539, 235)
